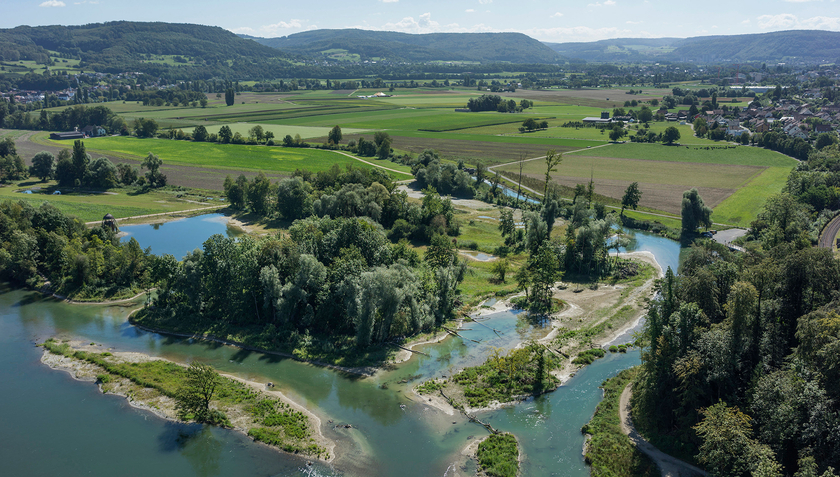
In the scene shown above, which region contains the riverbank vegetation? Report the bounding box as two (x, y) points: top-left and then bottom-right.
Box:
(419, 343), (561, 409)
(41, 339), (330, 460)
(581, 367), (658, 477)
(475, 433), (520, 477)
(632, 181), (840, 475)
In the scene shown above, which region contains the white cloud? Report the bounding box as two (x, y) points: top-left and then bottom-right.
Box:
(551, 12), (563, 18)
(380, 0), (398, 3)
(230, 19), (315, 37)
(527, 25), (641, 42)
(478, 0), (492, 4)
(587, 0), (616, 6)
(626, 20), (643, 24)
(741, 19), (751, 24)
(466, 8), (475, 12)
(354, 13), (494, 34)
(39, 0), (65, 6)
(757, 13), (840, 30)
(784, 0), (822, 2)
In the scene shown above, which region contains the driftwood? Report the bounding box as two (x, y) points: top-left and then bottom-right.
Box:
(394, 343), (430, 357)
(440, 390), (499, 434)
(471, 319), (502, 337)
(442, 326), (481, 343)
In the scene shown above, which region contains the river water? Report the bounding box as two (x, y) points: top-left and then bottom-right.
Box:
(1, 215), (680, 477)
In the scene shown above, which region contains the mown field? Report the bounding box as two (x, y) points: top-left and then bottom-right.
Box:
(497, 142), (795, 226)
(43, 136), (413, 178)
(1, 178), (222, 222)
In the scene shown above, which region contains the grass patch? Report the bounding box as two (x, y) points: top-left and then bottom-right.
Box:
(446, 343), (561, 408)
(41, 339), (328, 459)
(581, 367), (658, 477)
(43, 135), (412, 177)
(476, 433), (520, 477)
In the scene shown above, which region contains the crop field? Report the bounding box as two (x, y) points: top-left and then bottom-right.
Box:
(497, 142), (795, 226)
(44, 136), (413, 178)
(278, 108), (549, 131)
(504, 88), (666, 108)
(219, 123), (370, 139)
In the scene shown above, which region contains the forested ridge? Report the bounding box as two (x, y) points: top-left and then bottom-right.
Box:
(632, 146), (840, 476)
(247, 29), (562, 64)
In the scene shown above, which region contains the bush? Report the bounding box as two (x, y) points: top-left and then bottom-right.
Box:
(609, 345), (619, 353)
(572, 348), (606, 365)
(476, 433), (519, 477)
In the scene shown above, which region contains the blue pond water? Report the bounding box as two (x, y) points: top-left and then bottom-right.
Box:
(119, 214), (241, 259)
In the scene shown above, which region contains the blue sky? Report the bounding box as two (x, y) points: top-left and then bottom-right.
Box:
(5, 0), (840, 42)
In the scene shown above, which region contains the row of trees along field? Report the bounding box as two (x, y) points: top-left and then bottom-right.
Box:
(633, 144), (840, 476)
(2, 138), (165, 189)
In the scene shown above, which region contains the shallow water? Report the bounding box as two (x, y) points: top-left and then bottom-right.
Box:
(1, 215), (680, 476)
(119, 214), (241, 259)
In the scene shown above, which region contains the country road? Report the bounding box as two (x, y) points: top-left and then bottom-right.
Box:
(819, 214), (840, 249)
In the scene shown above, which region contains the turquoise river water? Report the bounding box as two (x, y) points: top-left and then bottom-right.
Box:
(1, 215), (682, 476)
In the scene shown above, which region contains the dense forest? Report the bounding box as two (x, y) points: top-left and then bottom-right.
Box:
(247, 29), (562, 64)
(632, 146), (840, 476)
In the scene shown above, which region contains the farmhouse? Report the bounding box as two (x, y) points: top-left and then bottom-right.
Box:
(583, 111), (612, 124)
(50, 131), (85, 140)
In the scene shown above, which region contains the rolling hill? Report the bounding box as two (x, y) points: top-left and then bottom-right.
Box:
(243, 29), (563, 64)
(0, 21), (293, 78)
(545, 30), (840, 64)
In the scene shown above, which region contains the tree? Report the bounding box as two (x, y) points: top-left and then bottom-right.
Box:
(609, 125), (625, 142)
(134, 118), (158, 138)
(192, 125), (208, 142)
(499, 208), (516, 245)
(71, 140), (89, 185)
(328, 125), (342, 145)
(176, 362), (221, 423)
(0, 137), (16, 157)
(637, 107), (653, 124)
(663, 126), (681, 145)
(543, 149), (562, 200)
(199, 98), (208, 108)
(491, 258), (509, 283)
(681, 188), (712, 234)
(142, 153), (166, 188)
(218, 125), (232, 144)
(621, 182), (642, 217)
(29, 151), (55, 181)
(373, 131), (390, 147)
(116, 162), (138, 185)
(816, 133), (837, 150)
(248, 125), (265, 143)
(376, 137), (391, 160)
(224, 88), (235, 107)
(522, 118), (539, 131)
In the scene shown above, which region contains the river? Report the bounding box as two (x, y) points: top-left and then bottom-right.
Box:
(1, 214), (682, 476)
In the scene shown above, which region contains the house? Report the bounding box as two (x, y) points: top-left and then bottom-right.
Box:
(80, 125), (106, 137)
(814, 124), (833, 134)
(753, 120), (770, 133)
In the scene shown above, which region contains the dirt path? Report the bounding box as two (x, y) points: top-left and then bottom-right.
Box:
(83, 205), (226, 225)
(327, 150), (413, 176)
(619, 385), (708, 477)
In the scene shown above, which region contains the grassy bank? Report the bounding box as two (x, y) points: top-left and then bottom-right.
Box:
(476, 433), (520, 477)
(41, 339), (329, 459)
(581, 367), (658, 477)
(418, 343), (561, 409)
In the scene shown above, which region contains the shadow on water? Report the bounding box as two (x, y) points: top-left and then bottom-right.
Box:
(158, 423), (223, 477)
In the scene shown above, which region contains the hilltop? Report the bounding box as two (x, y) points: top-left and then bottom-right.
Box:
(545, 30), (840, 64)
(242, 29), (563, 64)
(0, 21), (293, 78)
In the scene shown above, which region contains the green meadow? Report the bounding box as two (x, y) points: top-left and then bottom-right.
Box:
(44, 136), (413, 177)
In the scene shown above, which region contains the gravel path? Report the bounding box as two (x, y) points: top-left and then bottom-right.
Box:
(619, 385), (708, 477)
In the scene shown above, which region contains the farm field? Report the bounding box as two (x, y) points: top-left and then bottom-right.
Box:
(219, 122), (370, 139)
(42, 135), (413, 178)
(497, 142), (796, 226)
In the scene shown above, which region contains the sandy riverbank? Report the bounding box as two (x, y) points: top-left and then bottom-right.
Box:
(40, 340), (336, 463)
(414, 251), (663, 415)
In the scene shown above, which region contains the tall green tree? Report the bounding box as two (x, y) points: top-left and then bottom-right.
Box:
(218, 125), (233, 144)
(328, 125), (342, 145)
(681, 188), (712, 234)
(71, 140), (89, 185)
(224, 88), (235, 107)
(142, 152), (166, 188)
(620, 182), (642, 217)
(663, 126), (681, 145)
(176, 362), (221, 423)
(543, 149), (562, 200)
(30, 151), (55, 181)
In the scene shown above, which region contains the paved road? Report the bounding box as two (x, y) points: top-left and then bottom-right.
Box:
(819, 214), (840, 249)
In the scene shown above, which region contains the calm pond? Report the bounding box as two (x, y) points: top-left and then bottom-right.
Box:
(1, 214), (680, 476)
